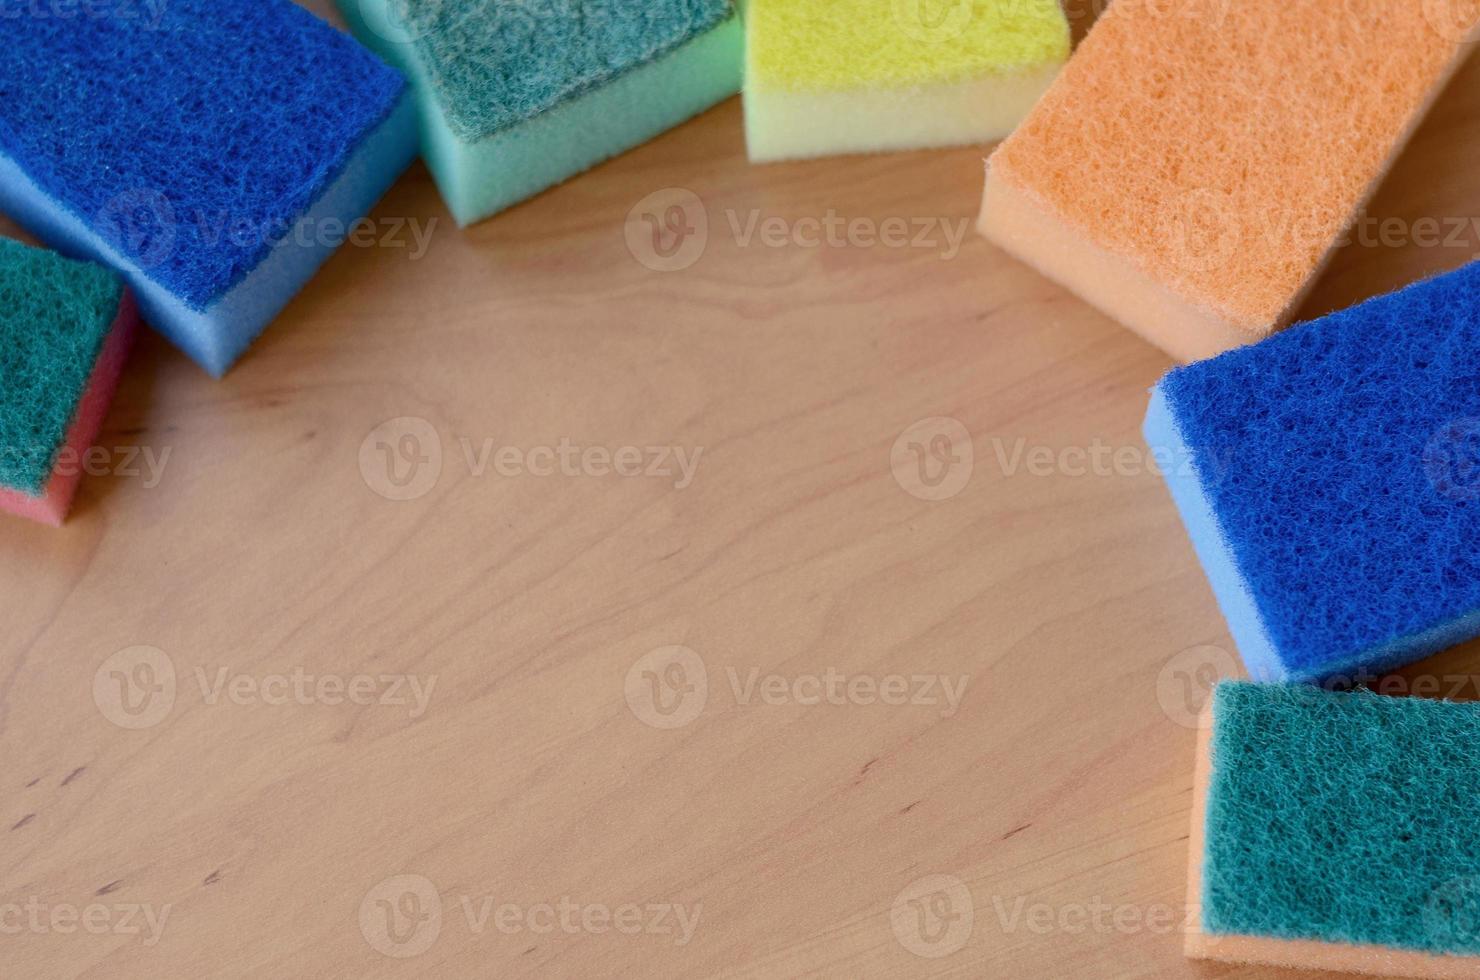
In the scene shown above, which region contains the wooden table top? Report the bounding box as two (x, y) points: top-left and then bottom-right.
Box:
(3, 6), (1478, 977)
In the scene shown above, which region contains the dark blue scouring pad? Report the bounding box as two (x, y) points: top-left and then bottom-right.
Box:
(1145, 260), (1480, 682)
(0, 0), (418, 376)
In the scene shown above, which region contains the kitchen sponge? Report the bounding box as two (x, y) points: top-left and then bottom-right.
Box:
(745, 0), (1069, 162)
(339, 0), (744, 226)
(1145, 260), (1480, 683)
(1189, 682), (1480, 978)
(0, 240), (137, 527)
(980, 0), (1480, 362)
(0, 0), (417, 376)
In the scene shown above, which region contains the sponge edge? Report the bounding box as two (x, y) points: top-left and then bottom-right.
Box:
(744, 0), (1069, 162)
(0, 95), (418, 377)
(1188, 684), (1480, 979)
(980, 1), (1480, 361)
(746, 64), (1063, 163)
(340, 0), (743, 226)
(0, 291), (138, 528)
(1143, 386), (1283, 682)
(1144, 260), (1480, 684)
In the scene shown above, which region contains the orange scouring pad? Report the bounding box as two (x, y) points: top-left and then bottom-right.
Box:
(979, 1), (1480, 362)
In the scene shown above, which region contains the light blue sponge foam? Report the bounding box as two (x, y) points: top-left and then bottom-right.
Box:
(0, 0), (417, 376)
(1145, 260), (1480, 683)
(338, 0), (743, 226)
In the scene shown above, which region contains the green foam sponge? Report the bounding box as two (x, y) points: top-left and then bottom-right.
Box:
(339, 0), (744, 225)
(0, 239), (137, 526)
(744, 0), (1069, 162)
(1189, 682), (1480, 978)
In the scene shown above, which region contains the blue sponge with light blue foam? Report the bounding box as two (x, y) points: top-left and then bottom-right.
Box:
(0, 0), (417, 376)
(1145, 261), (1480, 683)
(338, 0), (743, 226)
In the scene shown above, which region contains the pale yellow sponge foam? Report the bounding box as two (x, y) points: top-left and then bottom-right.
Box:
(980, 0), (1480, 363)
(744, 0), (1070, 162)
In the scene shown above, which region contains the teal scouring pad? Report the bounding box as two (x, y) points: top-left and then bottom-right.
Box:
(0, 0), (417, 376)
(339, 0), (743, 225)
(1145, 260), (1480, 683)
(0, 239), (138, 527)
(1189, 682), (1480, 977)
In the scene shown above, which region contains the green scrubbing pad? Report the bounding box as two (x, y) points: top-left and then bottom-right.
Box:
(0, 238), (137, 525)
(339, 0), (744, 225)
(1189, 682), (1480, 977)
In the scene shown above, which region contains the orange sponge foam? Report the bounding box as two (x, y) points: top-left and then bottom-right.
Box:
(979, 1), (1480, 362)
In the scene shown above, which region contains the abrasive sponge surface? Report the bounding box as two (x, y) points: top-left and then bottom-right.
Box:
(1157, 261), (1480, 680)
(1154, 260), (1480, 683)
(400, 0), (734, 140)
(746, 0), (1069, 91)
(0, 0), (406, 309)
(0, 240), (122, 496)
(1204, 682), (1480, 953)
(991, 0), (1474, 331)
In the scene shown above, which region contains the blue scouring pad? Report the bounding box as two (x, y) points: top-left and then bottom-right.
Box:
(1189, 682), (1480, 977)
(1145, 261), (1480, 683)
(0, 0), (418, 376)
(338, 0), (743, 225)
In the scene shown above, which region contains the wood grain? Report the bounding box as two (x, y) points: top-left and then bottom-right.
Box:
(2, 7), (1478, 977)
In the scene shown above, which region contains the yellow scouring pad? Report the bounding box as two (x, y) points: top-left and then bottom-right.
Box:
(744, 0), (1070, 163)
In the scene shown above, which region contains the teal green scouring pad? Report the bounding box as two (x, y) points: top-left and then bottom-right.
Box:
(338, 0), (744, 225)
(0, 239), (138, 526)
(1188, 682), (1480, 978)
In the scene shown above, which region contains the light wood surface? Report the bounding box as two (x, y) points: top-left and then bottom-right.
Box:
(3, 7), (1479, 977)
